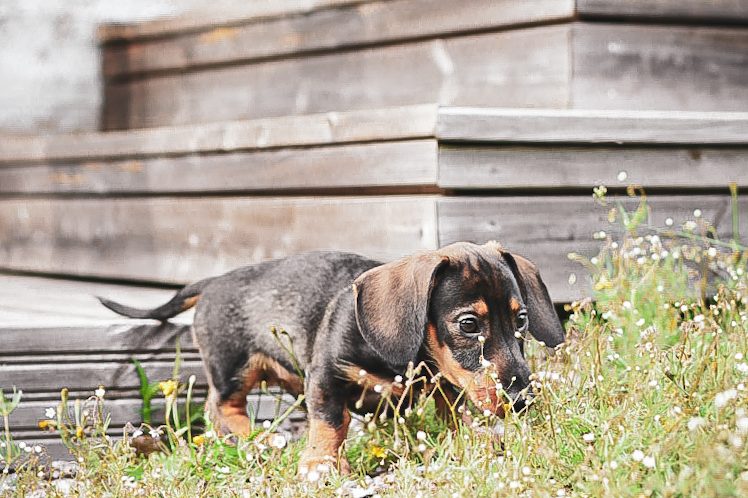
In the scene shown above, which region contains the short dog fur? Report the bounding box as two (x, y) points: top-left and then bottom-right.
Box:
(99, 241), (564, 474)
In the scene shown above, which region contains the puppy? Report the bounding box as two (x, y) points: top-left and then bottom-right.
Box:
(99, 241), (564, 474)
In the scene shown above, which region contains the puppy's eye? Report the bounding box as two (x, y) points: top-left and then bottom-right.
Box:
(517, 310), (529, 332)
(459, 316), (479, 336)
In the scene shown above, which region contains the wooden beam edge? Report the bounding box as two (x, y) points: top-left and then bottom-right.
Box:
(0, 104), (438, 164)
(437, 107), (748, 144)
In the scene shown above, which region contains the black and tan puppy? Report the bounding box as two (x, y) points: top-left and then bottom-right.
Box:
(99, 241), (564, 474)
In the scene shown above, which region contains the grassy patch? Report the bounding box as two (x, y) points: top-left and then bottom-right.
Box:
(2, 192), (748, 497)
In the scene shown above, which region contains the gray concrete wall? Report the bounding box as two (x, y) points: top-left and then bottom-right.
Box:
(0, 0), (209, 134)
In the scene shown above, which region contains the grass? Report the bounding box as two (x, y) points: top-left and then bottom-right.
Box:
(2, 190), (748, 497)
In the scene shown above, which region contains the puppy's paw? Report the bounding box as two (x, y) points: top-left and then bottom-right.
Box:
(298, 453), (350, 479)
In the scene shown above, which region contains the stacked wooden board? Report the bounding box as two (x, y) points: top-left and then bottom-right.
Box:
(2, 0), (748, 456)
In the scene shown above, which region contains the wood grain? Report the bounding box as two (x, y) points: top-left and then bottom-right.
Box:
(439, 145), (748, 189)
(0, 196), (438, 283)
(0, 140), (437, 194)
(578, 0), (748, 23)
(103, 26), (570, 129)
(437, 107), (748, 144)
(103, 0), (574, 78)
(572, 23), (748, 112)
(438, 195), (748, 302)
(0, 104), (437, 163)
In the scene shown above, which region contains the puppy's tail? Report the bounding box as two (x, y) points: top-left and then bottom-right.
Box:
(97, 278), (215, 321)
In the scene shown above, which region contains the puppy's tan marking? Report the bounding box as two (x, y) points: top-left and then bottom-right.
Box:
(181, 295), (200, 311)
(299, 411), (351, 474)
(473, 299), (489, 317)
(509, 297), (521, 313)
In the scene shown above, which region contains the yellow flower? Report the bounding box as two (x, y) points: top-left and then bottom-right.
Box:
(159, 380), (178, 398)
(38, 420), (52, 430)
(192, 435), (206, 446)
(369, 445), (386, 459)
(76, 425), (84, 439)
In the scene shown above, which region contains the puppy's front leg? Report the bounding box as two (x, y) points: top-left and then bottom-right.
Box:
(298, 374), (351, 476)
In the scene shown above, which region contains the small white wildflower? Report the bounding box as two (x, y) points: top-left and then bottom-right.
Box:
(694, 314), (705, 323)
(707, 247), (717, 258)
(477, 335), (486, 344)
(262, 420), (272, 429)
(737, 417), (748, 434)
(358, 369), (367, 377)
(623, 301), (632, 310)
(688, 417), (705, 431)
(737, 353), (745, 361)
(636, 318), (645, 327)
(642, 456), (656, 469)
(583, 433), (595, 443)
(416, 431), (427, 441)
(483, 409), (491, 417)
(270, 434), (286, 449)
(609, 460), (618, 470)
(481, 358), (492, 368)
(693, 209), (702, 218)
(715, 388), (738, 409)
(149, 429), (161, 439)
(132, 429), (143, 438)
(34, 445), (42, 454)
(631, 450), (644, 462)
(394, 375), (403, 383)
(617, 171), (628, 182)
(417, 443), (427, 452)
(373, 384), (383, 394)
(95, 386), (106, 398)
(45, 407), (56, 419)
(514, 331), (522, 339)
(665, 217), (674, 226)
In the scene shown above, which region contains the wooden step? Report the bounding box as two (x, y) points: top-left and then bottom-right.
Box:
(98, 0), (748, 130)
(1, 107), (747, 303)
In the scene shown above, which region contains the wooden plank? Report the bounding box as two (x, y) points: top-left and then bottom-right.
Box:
(572, 23), (748, 112)
(438, 195), (748, 302)
(577, 0), (748, 23)
(0, 105), (437, 163)
(0, 140), (437, 194)
(0, 275), (190, 325)
(9, 394), (303, 431)
(98, 0), (369, 42)
(437, 107), (748, 144)
(103, 0), (574, 78)
(439, 145), (748, 189)
(103, 26), (570, 129)
(2, 361), (205, 393)
(0, 196), (438, 283)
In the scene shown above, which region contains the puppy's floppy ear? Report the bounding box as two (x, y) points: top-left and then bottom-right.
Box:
(353, 253), (448, 370)
(502, 251), (565, 347)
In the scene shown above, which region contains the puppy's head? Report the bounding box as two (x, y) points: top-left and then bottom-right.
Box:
(353, 241), (564, 415)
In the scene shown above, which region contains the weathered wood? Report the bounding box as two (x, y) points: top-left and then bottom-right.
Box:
(572, 23), (748, 112)
(0, 140), (437, 194)
(0, 196), (438, 283)
(98, 0), (369, 42)
(439, 145), (748, 189)
(437, 107), (748, 144)
(9, 393), (303, 431)
(438, 195), (748, 302)
(0, 275), (191, 325)
(103, 0), (574, 79)
(103, 26), (570, 129)
(578, 0), (748, 23)
(0, 105), (437, 164)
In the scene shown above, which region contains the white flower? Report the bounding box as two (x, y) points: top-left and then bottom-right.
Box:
(737, 417), (748, 434)
(617, 171), (628, 182)
(737, 353), (745, 361)
(417, 443), (427, 452)
(149, 429), (161, 439)
(715, 388), (738, 409)
(373, 384), (383, 393)
(95, 386), (106, 398)
(416, 431), (427, 441)
(262, 420), (272, 429)
(737, 363), (748, 374)
(609, 460), (618, 470)
(582, 433), (595, 443)
(132, 429), (143, 438)
(270, 434), (286, 449)
(665, 217), (674, 226)
(631, 450), (644, 462)
(693, 209), (702, 218)
(687, 417), (705, 431)
(642, 456), (656, 469)
(394, 375), (403, 383)
(45, 407), (56, 419)
(481, 358), (492, 368)
(358, 369), (367, 377)
(707, 247), (717, 258)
